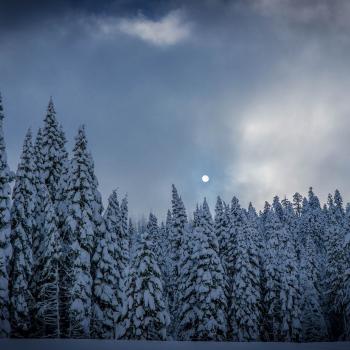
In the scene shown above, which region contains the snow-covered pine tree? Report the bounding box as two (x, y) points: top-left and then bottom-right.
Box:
(117, 231), (170, 340)
(299, 189), (327, 317)
(34, 184), (61, 338)
(147, 213), (162, 267)
(32, 128), (47, 265)
(272, 196), (284, 223)
(63, 126), (96, 338)
(128, 218), (138, 259)
(334, 189), (345, 225)
(293, 192), (303, 217)
(281, 198), (301, 260)
(117, 195), (130, 282)
(9, 129), (36, 337)
(41, 98), (68, 204)
(176, 224), (227, 340)
(324, 194), (345, 339)
(278, 214), (302, 342)
(0, 94), (13, 338)
(344, 213), (350, 339)
(231, 208), (261, 341)
(86, 151), (105, 247)
(91, 190), (121, 339)
(214, 196), (229, 263)
(261, 208), (282, 341)
(300, 235), (328, 341)
(262, 206), (302, 341)
(168, 185), (187, 332)
(201, 198), (219, 253)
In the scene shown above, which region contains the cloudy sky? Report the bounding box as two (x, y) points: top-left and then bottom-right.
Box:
(1, 0), (350, 219)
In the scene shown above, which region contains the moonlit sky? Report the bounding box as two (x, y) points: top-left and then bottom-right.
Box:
(1, 0), (350, 219)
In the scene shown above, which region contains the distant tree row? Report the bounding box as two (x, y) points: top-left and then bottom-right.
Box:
(0, 95), (349, 341)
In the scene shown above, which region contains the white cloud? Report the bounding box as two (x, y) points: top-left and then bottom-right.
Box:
(225, 48), (350, 208)
(116, 10), (191, 46)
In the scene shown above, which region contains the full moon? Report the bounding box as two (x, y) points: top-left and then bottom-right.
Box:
(202, 175), (210, 183)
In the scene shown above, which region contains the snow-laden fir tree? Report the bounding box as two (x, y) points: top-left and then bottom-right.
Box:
(168, 185), (187, 332)
(324, 194), (345, 339)
(91, 190), (121, 339)
(41, 98), (68, 204)
(9, 129), (36, 337)
(86, 151), (105, 248)
(293, 193), (303, 217)
(278, 213), (302, 341)
(261, 207), (282, 341)
(34, 184), (61, 338)
(32, 128), (47, 264)
(128, 218), (138, 259)
(161, 210), (172, 306)
(231, 206), (261, 341)
(117, 195), (130, 284)
(0, 94), (13, 338)
(300, 235), (328, 341)
(147, 213), (162, 268)
(176, 223), (227, 340)
(262, 206), (302, 341)
(63, 126), (97, 338)
(200, 198), (219, 253)
(117, 230), (170, 340)
(344, 205), (350, 340)
(214, 196), (229, 263)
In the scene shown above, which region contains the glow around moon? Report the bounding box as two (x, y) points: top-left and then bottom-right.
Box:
(202, 175), (210, 183)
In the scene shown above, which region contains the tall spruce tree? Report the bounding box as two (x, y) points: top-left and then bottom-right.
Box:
(117, 231), (170, 340)
(34, 184), (61, 338)
(91, 190), (121, 339)
(0, 94), (13, 337)
(324, 194), (345, 339)
(168, 185), (187, 333)
(231, 209), (261, 341)
(176, 224), (227, 340)
(300, 236), (328, 341)
(10, 129), (36, 337)
(63, 126), (97, 338)
(41, 98), (68, 204)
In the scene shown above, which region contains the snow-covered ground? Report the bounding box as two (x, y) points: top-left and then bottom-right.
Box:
(0, 340), (349, 350)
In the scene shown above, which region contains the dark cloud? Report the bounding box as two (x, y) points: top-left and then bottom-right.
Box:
(1, 0), (350, 219)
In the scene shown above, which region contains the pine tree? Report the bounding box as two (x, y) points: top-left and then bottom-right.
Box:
(231, 209), (261, 341)
(63, 126), (96, 338)
(9, 129), (36, 337)
(200, 198), (219, 253)
(293, 192), (303, 217)
(117, 195), (130, 282)
(147, 213), (162, 266)
(117, 231), (170, 340)
(32, 128), (46, 264)
(300, 236), (328, 341)
(128, 218), (138, 259)
(214, 196), (228, 262)
(34, 184), (61, 338)
(262, 207), (302, 341)
(176, 225), (227, 340)
(278, 215), (302, 342)
(168, 185), (187, 332)
(91, 190), (121, 339)
(0, 94), (13, 338)
(41, 98), (68, 204)
(324, 194), (345, 339)
(262, 208), (282, 341)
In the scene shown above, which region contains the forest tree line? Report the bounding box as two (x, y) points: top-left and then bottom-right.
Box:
(0, 95), (350, 341)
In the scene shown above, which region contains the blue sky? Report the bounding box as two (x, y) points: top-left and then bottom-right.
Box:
(1, 0), (350, 218)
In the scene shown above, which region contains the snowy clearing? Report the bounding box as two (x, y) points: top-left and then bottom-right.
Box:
(0, 340), (349, 350)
